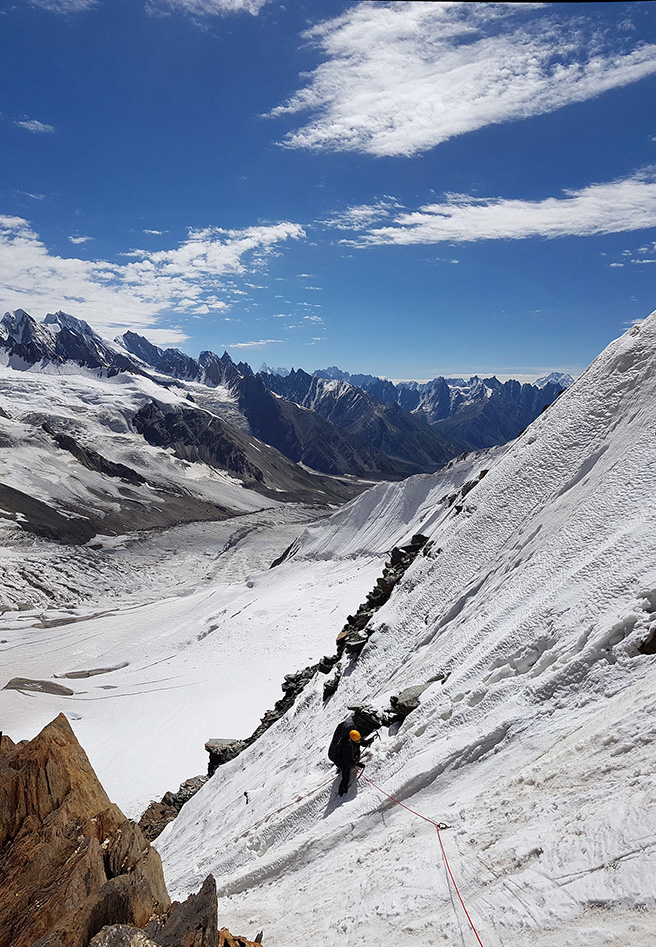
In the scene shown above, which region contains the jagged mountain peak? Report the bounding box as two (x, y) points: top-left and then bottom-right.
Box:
(44, 310), (99, 339)
(118, 329), (164, 365)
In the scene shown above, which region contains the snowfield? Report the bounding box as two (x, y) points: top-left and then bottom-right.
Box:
(152, 314), (656, 946)
(1, 312), (655, 946)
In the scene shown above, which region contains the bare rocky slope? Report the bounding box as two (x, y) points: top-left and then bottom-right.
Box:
(0, 715), (260, 947)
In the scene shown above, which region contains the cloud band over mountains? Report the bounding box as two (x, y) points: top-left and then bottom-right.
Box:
(0, 216), (304, 343)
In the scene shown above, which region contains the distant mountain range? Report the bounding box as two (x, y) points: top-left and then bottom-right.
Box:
(261, 366), (571, 453)
(1, 309), (570, 497)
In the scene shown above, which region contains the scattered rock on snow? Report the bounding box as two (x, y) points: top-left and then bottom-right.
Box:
(335, 534), (430, 659)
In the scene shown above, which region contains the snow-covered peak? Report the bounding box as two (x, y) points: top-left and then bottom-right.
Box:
(2, 308), (46, 344)
(44, 310), (100, 339)
(535, 370), (575, 389)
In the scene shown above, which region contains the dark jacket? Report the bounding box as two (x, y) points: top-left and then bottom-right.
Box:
(328, 719), (370, 768)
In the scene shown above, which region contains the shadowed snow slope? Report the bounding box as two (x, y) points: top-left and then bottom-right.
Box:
(156, 314), (656, 947)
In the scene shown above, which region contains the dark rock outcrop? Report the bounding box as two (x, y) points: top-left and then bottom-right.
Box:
(90, 875), (254, 947)
(145, 873), (218, 947)
(0, 715), (170, 947)
(43, 425), (147, 485)
(335, 534), (431, 659)
(390, 684), (432, 719)
(138, 776), (208, 842)
(204, 740), (246, 779)
(137, 802), (179, 843)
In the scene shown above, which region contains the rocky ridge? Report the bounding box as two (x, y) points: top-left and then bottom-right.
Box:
(0, 717), (262, 947)
(140, 530), (441, 839)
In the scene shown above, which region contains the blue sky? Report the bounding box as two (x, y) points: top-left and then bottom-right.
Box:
(1, 0), (655, 379)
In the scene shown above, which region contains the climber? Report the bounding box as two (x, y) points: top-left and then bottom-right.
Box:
(328, 718), (374, 796)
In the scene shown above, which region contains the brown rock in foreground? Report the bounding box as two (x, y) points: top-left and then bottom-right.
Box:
(145, 873), (218, 947)
(0, 714), (170, 947)
(88, 874), (260, 947)
(218, 930), (263, 947)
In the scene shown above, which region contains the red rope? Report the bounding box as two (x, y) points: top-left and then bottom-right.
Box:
(360, 772), (485, 947)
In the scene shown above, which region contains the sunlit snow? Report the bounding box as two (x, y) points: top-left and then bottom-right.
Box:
(1, 314), (655, 945)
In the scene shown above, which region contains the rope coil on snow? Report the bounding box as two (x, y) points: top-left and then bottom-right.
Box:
(360, 772), (485, 947)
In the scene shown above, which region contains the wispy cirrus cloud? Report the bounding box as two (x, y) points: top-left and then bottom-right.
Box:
(271, 2), (656, 157)
(15, 118), (55, 133)
(337, 170), (656, 246)
(322, 197), (402, 229)
(227, 338), (282, 348)
(68, 235), (93, 244)
(0, 215), (304, 343)
(28, 0), (98, 12)
(146, 0), (268, 18)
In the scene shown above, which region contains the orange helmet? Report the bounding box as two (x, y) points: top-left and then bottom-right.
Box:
(349, 729), (361, 742)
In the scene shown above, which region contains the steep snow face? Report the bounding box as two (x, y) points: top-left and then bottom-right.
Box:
(157, 314), (656, 947)
(292, 447), (504, 561)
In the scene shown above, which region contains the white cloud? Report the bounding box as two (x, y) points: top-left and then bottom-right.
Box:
(28, 0), (97, 12)
(322, 197), (402, 229)
(609, 262), (624, 268)
(146, 0), (268, 17)
(15, 119), (55, 133)
(227, 339), (282, 348)
(68, 235), (93, 244)
(143, 229), (164, 235)
(303, 314), (324, 323)
(271, 2), (656, 156)
(347, 170), (656, 246)
(0, 215), (304, 343)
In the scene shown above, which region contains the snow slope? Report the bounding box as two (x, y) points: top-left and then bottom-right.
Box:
(156, 314), (656, 946)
